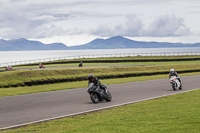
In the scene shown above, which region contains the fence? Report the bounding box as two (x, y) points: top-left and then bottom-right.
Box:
(0, 52), (200, 67)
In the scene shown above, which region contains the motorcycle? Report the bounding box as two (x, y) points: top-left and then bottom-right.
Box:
(170, 76), (182, 91)
(39, 63), (45, 68)
(87, 83), (112, 103)
(78, 62), (83, 67)
(5, 65), (12, 71)
(78, 63), (83, 67)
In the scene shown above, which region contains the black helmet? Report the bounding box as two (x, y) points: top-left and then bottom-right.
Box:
(88, 74), (94, 80)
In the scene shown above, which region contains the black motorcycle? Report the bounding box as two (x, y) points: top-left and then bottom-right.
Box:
(87, 83), (112, 103)
(78, 62), (83, 67)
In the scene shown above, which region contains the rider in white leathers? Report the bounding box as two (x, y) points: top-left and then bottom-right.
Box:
(169, 68), (182, 86)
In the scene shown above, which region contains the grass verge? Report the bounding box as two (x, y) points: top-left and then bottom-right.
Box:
(1, 63), (200, 87)
(2, 88), (200, 133)
(3, 60), (200, 70)
(1, 55), (200, 70)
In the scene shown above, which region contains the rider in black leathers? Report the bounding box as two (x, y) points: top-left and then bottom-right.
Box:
(78, 61), (83, 67)
(88, 74), (106, 91)
(169, 68), (182, 86)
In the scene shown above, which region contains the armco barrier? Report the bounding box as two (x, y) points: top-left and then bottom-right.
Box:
(1, 69), (200, 88)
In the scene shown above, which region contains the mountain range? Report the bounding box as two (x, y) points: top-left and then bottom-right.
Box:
(0, 36), (200, 51)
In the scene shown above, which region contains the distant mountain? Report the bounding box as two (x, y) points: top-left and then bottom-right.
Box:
(0, 36), (200, 51)
(70, 36), (200, 49)
(0, 38), (68, 51)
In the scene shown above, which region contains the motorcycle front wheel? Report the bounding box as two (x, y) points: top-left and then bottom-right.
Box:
(105, 91), (112, 102)
(172, 83), (177, 91)
(179, 84), (182, 90)
(90, 93), (99, 103)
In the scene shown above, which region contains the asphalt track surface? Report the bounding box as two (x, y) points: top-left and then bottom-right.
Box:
(0, 75), (200, 130)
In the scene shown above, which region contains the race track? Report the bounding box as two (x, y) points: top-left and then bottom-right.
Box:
(0, 75), (200, 130)
(0, 65), (146, 72)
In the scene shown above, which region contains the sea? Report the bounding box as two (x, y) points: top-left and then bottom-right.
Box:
(0, 47), (200, 66)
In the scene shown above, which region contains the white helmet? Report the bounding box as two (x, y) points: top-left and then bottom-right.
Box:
(170, 68), (174, 72)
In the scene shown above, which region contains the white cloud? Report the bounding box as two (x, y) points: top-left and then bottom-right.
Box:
(89, 13), (190, 37)
(123, 14), (144, 36)
(89, 14), (144, 37)
(145, 14), (190, 37)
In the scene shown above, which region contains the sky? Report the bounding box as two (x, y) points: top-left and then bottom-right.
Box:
(0, 0), (200, 46)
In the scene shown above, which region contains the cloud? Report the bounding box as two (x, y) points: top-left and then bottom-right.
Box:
(89, 13), (190, 37)
(123, 14), (144, 36)
(0, 0), (195, 43)
(144, 14), (190, 37)
(0, 0), (97, 39)
(89, 14), (144, 37)
(0, 7), (75, 39)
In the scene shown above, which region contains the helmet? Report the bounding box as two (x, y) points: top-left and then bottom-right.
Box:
(88, 74), (94, 81)
(170, 68), (175, 73)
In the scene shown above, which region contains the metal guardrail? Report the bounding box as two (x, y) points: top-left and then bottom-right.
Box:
(0, 52), (200, 67)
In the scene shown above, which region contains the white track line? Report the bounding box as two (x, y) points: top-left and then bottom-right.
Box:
(1, 87), (199, 131)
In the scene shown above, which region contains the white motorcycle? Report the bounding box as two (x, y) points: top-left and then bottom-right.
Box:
(170, 76), (182, 91)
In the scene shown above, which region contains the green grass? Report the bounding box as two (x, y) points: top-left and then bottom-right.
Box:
(0, 72), (200, 97)
(1, 55), (199, 132)
(0, 55), (200, 96)
(0, 55), (199, 88)
(2, 87), (200, 133)
(3, 60), (200, 70)
(1, 55), (200, 70)
(1, 63), (200, 87)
